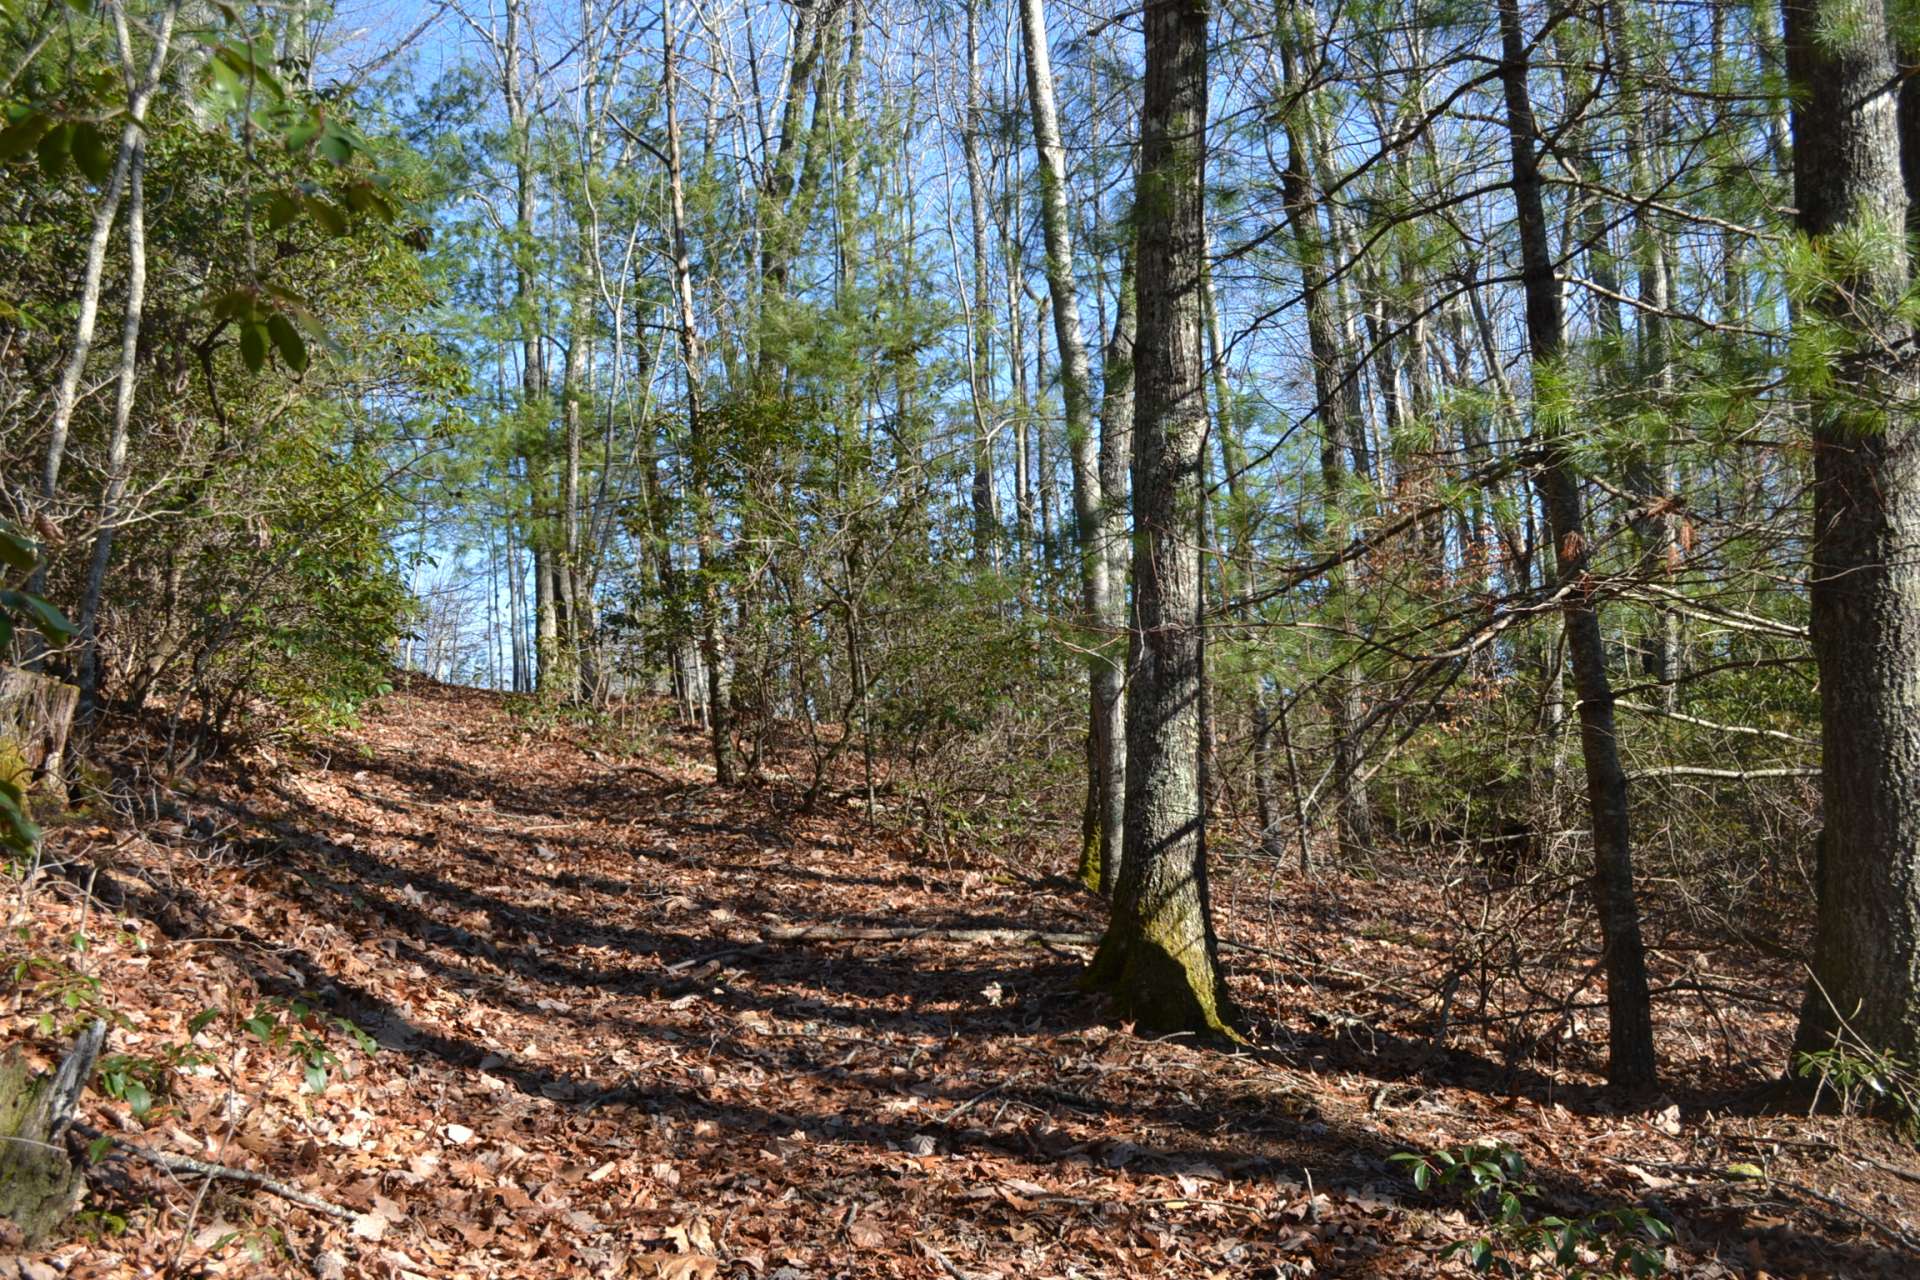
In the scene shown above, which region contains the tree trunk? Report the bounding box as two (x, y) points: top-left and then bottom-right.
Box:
(502, 0), (560, 698)
(556, 294), (590, 703)
(663, 0), (735, 785)
(1610, 4), (1680, 702)
(507, 523), (529, 693)
(1017, 0), (1112, 890)
(963, 0), (998, 568)
(1275, 6), (1373, 859)
(1085, 0), (1230, 1035)
(0, 1021), (104, 1246)
(1084, 247), (1135, 894)
(757, 0), (832, 302)
(30, 2), (180, 609)
(76, 104), (154, 719)
(1497, 0), (1657, 1088)
(1785, 0), (1920, 1062)
(0, 667), (79, 803)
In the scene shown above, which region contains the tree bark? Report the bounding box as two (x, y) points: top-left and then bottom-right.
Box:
(1083, 246), (1135, 894)
(662, 0), (735, 785)
(0, 1021), (103, 1246)
(1084, 0), (1230, 1035)
(1017, 0), (1113, 890)
(963, 0), (998, 567)
(76, 17), (158, 720)
(30, 1), (180, 617)
(1497, 0), (1657, 1088)
(1275, 4), (1373, 860)
(1785, 0), (1920, 1062)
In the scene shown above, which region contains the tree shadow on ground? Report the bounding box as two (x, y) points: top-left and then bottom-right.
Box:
(63, 839), (1914, 1275)
(59, 682), (1915, 1277)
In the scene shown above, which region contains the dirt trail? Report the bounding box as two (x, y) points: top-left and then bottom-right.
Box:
(14, 678), (1920, 1277)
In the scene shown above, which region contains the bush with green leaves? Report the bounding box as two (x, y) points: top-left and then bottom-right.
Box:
(0, 521), (74, 859)
(1392, 1141), (1672, 1278)
(1793, 1034), (1920, 1136)
(240, 996), (380, 1094)
(3, 1), (449, 746)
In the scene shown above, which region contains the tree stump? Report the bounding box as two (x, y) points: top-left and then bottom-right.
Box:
(0, 667), (78, 803)
(0, 1021), (104, 1245)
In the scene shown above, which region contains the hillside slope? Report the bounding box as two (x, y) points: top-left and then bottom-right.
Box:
(6, 678), (1916, 1277)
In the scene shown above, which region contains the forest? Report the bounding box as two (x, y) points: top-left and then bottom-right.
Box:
(3, 0), (1920, 1274)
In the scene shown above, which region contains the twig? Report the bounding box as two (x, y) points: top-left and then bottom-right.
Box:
(1026, 1192), (1271, 1216)
(78, 1125), (353, 1220)
(765, 924), (1099, 947)
(940, 1083), (1006, 1126)
(1769, 1175), (1920, 1252)
(1612, 1156), (1920, 1254)
(664, 944), (764, 972)
(917, 1240), (972, 1280)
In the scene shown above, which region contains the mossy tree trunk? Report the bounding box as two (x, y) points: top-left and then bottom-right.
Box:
(1084, 0), (1230, 1035)
(0, 667), (79, 803)
(0, 1021), (104, 1246)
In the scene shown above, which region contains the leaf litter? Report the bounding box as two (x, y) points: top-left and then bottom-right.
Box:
(5, 677), (1919, 1277)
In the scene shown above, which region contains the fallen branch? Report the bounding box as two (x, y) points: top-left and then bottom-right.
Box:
(764, 924), (1100, 947)
(1612, 1157), (1920, 1255)
(1768, 1174), (1920, 1255)
(1851, 1153), (1920, 1187)
(663, 944), (766, 973)
(77, 1125), (353, 1221)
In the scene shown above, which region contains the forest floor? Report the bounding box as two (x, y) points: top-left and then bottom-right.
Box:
(7, 676), (1920, 1278)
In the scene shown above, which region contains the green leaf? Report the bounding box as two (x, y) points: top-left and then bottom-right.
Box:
(0, 523), (38, 573)
(71, 122), (113, 184)
(285, 114), (320, 151)
(207, 54), (242, 100)
(1724, 1162), (1766, 1180)
(189, 1007), (220, 1035)
(317, 130), (352, 167)
(0, 790), (41, 853)
(267, 313), (308, 373)
(341, 180), (394, 222)
(0, 590), (75, 637)
(265, 191), (301, 230)
(0, 113), (52, 161)
(213, 40), (285, 101)
(239, 321), (268, 373)
(36, 121), (73, 179)
(304, 195), (347, 237)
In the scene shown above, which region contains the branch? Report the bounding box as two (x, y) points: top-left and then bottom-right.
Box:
(1627, 765), (1818, 782)
(78, 1125), (353, 1220)
(1615, 701), (1816, 748)
(764, 924), (1098, 947)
